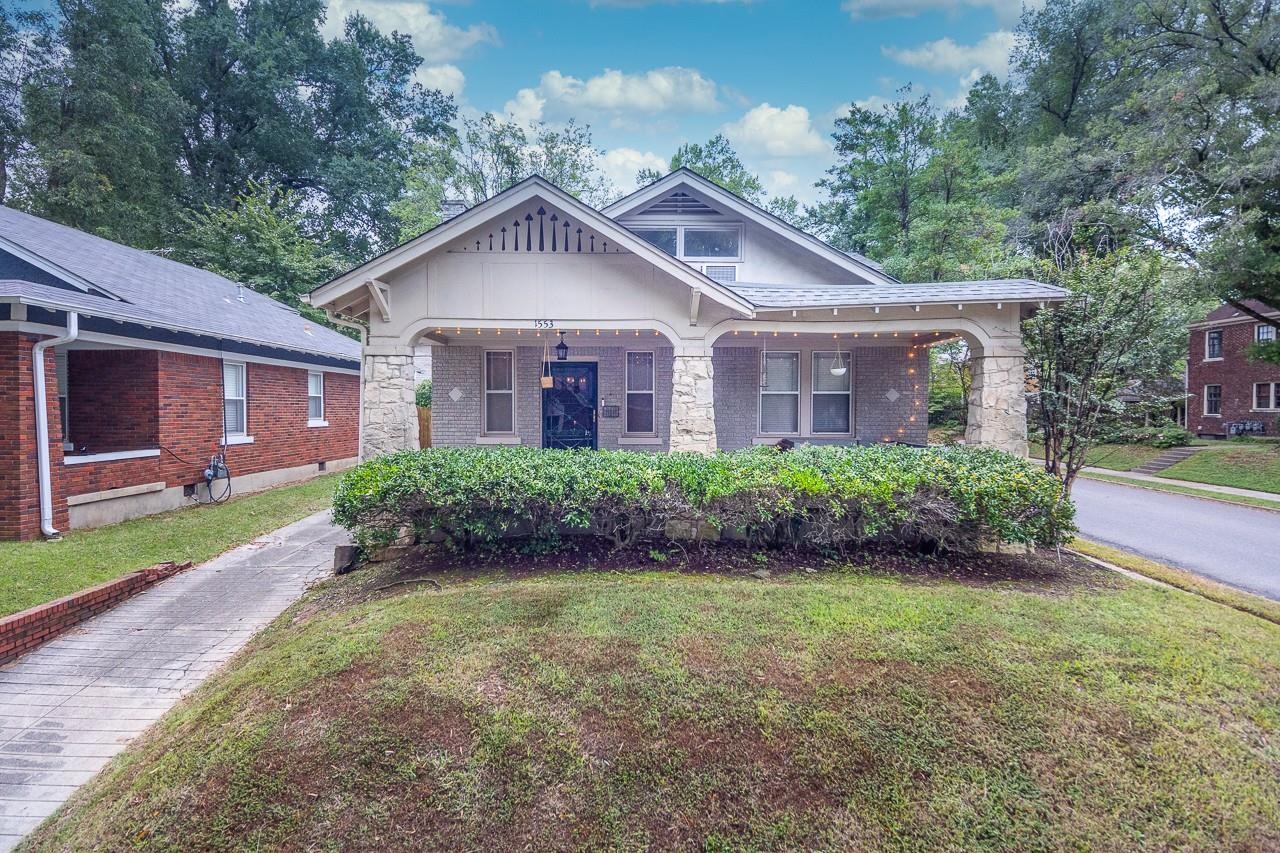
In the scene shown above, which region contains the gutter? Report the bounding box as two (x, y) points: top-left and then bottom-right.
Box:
(32, 312), (78, 539)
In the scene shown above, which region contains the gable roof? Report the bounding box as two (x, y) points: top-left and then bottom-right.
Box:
(308, 175), (755, 317)
(0, 205), (359, 362)
(1194, 299), (1280, 327)
(603, 168), (900, 286)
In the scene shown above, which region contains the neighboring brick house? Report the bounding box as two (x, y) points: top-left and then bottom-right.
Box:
(307, 171), (1067, 458)
(1186, 300), (1280, 438)
(0, 206), (360, 541)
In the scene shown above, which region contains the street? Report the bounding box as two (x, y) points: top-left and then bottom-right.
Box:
(1072, 478), (1280, 601)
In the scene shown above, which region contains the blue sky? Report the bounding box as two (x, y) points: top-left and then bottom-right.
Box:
(322, 0), (1033, 202)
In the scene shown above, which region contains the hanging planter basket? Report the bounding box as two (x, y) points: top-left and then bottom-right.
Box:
(540, 335), (554, 388)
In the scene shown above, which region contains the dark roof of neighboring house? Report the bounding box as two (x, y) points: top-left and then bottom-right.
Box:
(0, 205), (359, 362)
(724, 279), (1068, 309)
(1202, 300), (1280, 324)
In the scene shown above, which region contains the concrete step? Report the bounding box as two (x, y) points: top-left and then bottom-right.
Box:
(1132, 446), (1208, 474)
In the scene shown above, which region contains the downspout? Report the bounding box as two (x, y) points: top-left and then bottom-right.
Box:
(324, 310), (368, 460)
(32, 312), (78, 539)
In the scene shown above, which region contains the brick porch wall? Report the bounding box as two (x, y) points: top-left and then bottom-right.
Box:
(712, 345), (929, 450)
(1187, 322), (1280, 437)
(431, 344), (674, 449)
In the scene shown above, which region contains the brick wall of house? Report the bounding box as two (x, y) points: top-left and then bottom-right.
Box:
(67, 349), (160, 452)
(712, 344), (929, 450)
(431, 343), (674, 449)
(0, 333), (359, 540)
(1187, 321), (1280, 437)
(0, 331), (68, 540)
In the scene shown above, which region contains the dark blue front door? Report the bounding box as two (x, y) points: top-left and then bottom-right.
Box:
(542, 362), (597, 449)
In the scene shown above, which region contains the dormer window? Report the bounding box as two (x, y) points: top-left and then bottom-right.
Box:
(632, 224), (742, 262)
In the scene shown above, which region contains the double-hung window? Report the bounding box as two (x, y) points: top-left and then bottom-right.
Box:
(223, 362), (247, 436)
(1257, 324), (1277, 344)
(760, 352), (800, 434)
(484, 351), (515, 434)
(1206, 329), (1224, 359)
(625, 352), (655, 434)
(1204, 384), (1222, 416)
(307, 372), (325, 424)
(1255, 382), (1280, 411)
(811, 352), (851, 434)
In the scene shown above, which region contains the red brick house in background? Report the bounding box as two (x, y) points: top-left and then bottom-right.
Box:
(1186, 300), (1280, 438)
(0, 205), (361, 541)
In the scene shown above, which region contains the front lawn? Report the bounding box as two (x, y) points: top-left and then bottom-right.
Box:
(0, 474), (339, 617)
(1160, 444), (1280, 494)
(25, 552), (1280, 850)
(1028, 442), (1165, 472)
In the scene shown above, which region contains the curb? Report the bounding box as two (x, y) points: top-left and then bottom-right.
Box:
(1080, 472), (1280, 514)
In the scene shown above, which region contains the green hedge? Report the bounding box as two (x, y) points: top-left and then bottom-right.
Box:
(333, 445), (1074, 554)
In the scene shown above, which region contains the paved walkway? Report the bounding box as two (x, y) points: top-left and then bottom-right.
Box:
(1083, 467), (1280, 505)
(0, 511), (346, 850)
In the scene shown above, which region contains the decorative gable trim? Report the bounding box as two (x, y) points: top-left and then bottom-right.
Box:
(604, 169), (898, 287)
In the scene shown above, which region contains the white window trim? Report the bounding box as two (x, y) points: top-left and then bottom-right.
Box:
(483, 349), (517, 435)
(63, 448), (161, 465)
(759, 350), (801, 436)
(810, 351), (852, 435)
(222, 361), (250, 441)
(1203, 383), (1222, 417)
(307, 371), (326, 427)
(1253, 382), (1280, 412)
(624, 350), (657, 436)
(633, 223), (744, 262)
(1257, 323), (1278, 344)
(1204, 329), (1224, 361)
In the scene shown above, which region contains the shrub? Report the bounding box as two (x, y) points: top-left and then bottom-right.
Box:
(415, 379), (432, 408)
(334, 445), (1074, 555)
(1098, 423), (1193, 448)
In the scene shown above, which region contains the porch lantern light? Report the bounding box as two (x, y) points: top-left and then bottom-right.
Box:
(555, 331), (569, 361)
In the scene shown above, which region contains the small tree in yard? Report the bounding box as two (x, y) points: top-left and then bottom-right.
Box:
(1025, 251), (1188, 494)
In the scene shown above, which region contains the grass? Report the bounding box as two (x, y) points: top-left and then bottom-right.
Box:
(1070, 538), (1280, 626)
(1028, 442), (1164, 472)
(1160, 443), (1280, 494)
(1080, 469), (1280, 511)
(0, 474), (339, 617)
(24, 554), (1280, 851)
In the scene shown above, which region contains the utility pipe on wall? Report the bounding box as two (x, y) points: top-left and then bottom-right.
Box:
(32, 312), (78, 539)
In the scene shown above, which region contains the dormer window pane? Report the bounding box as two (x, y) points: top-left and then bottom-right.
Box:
(633, 228), (677, 255)
(684, 228), (739, 258)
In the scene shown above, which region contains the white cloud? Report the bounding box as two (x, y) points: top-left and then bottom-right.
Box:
(504, 67), (722, 122)
(324, 1), (499, 63)
(503, 88), (546, 125)
(842, 0), (1041, 27)
(882, 30), (1015, 78)
(416, 64), (465, 98)
(722, 103), (828, 157)
(599, 148), (669, 190)
(765, 169), (799, 195)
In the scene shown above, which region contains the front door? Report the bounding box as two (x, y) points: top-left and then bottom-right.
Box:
(542, 362), (597, 449)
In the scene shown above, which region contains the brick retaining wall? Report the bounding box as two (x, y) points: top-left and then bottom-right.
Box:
(0, 561), (191, 665)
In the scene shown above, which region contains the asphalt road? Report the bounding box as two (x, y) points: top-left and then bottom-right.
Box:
(1072, 478), (1280, 601)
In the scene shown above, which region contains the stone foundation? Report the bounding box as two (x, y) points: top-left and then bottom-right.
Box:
(670, 352), (717, 453)
(966, 351), (1028, 456)
(362, 353), (419, 459)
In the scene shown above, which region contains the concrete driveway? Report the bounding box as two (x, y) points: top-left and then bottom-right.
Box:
(1072, 478), (1280, 600)
(0, 511), (347, 851)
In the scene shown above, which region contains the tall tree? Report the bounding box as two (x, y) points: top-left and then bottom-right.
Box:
(18, 0), (185, 245)
(637, 134), (765, 203)
(0, 3), (52, 204)
(391, 115), (611, 239)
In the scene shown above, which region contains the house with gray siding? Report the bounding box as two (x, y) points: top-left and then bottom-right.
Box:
(307, 170), (1066, 457)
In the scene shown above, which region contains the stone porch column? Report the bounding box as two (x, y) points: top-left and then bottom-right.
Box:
(361, 350), (419, 460)
(670, 349), (717, 453)
(965, 345), (1028, 457)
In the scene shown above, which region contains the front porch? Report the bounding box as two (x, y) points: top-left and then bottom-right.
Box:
(363, 323), (1025, 456)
